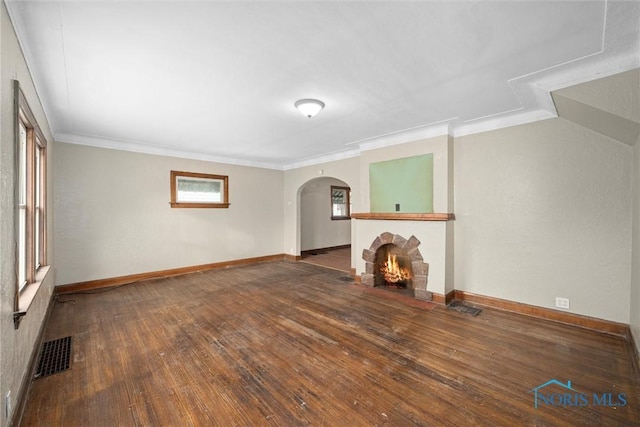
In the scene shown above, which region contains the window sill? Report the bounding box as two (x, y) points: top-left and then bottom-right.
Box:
(170, 202), (230, 209)
(14, 265), (50, 329)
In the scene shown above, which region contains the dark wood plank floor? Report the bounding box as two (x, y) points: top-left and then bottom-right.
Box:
(21, 262), (640, 426)
(300, 246), (351, 272)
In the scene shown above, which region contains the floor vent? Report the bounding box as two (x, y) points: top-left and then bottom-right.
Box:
(34, 336), (72, 379)
(447, 300), (482, 316)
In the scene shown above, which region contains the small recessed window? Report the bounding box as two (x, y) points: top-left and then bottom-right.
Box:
(170, 171), (229, 208)
(331, 186), (350, 220)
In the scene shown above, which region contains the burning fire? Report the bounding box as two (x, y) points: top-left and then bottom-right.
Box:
(380, 253), (411, 284)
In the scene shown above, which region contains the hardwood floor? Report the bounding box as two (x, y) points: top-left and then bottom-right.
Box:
(300, 246), (351, 272)
(21, 262), (639, 426)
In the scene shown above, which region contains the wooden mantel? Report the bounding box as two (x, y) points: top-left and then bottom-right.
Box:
(351, 212), (455, 221)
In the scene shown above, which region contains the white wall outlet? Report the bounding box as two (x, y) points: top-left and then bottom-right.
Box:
(5, 391), (11, 419)
(555, 297), (570, 310)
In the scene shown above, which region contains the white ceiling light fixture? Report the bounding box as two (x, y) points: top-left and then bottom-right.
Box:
(295, 99), (325, 118)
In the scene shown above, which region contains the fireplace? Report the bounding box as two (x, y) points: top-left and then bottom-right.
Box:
(375, 244), (413, 288)
(361, 232), (431, 301)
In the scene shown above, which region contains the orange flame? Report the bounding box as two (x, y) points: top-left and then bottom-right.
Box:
(380, 253), (411, 284)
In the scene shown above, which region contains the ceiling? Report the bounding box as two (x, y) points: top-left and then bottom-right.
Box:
(6, 0), (640, 170)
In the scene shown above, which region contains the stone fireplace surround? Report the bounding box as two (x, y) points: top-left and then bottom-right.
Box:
(361, 232), (431, 301)
(352, 212), (455, 303)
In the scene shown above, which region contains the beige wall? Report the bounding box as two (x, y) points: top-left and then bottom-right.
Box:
(300, 177), (351, 251)
(54, 142), (284, 285)
(631, 133), (640, 353)
(0, 3), (56, 425)
(455, 118), (632, 323)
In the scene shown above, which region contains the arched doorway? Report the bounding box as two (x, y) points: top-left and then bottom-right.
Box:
(298, 177), (351, 272)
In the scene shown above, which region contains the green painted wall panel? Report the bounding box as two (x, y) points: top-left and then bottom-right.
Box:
(369, 154), (433, 213)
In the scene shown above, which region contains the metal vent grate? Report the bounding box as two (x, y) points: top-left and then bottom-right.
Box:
(34, 336), (72, 379)
(447, 300), (482, 316)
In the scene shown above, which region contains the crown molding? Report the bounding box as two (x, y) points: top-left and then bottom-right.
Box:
(55, 133), (285, 170)
(452, 109), (557, 137)
(281, 148), (361, 171)
(355, 122), (453, 153)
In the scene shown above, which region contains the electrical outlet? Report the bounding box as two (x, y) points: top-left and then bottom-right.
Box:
(555, 297), (570, 310)
(5, 391), (11, 419)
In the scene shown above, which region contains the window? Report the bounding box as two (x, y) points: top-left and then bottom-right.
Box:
(14, 80), (48, 326)
(170, 171), (229, 208)
(331, 186), (350, 220)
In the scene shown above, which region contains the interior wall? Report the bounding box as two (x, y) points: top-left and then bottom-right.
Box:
(300, 177), (351, 251)
(0, 3), (56, 425)
(54, 142), (284, 285)
(631, 134), (640, 353)
(454, 118), (633, 323)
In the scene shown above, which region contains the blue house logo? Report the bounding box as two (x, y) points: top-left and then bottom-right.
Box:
(529, 379), (627, 408)
(529, 379), (578, 408)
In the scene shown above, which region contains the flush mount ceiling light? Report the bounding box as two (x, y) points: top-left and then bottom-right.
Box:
(295, 99), (325, 118)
